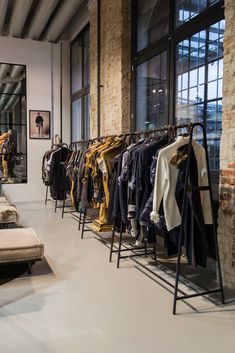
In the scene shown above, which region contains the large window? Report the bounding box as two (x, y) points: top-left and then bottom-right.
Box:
(136, 51), (168, 130)
(71, 25), (90, 142)
(137, 1), (170, 52)
(133, 0), (224, 173)
(176, 20), (224, 169)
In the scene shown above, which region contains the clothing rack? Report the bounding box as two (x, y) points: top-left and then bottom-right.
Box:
(44, 143), (68, 206)
(51, 143), (69, 213)
(108, 126), (172, 266)
(60, 139), (93, 218)
(172, 122), (224, 314)
(79, 122), (224, 314)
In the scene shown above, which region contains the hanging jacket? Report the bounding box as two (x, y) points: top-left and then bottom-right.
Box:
(150, 136), (212, 231)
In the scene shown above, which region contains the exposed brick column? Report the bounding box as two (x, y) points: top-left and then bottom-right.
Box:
(88, 0), (98, 138)
(88, 0), (131, 137)
(217, 0), (235, 288)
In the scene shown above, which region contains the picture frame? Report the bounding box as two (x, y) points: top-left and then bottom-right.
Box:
(29, 110), (50, 139)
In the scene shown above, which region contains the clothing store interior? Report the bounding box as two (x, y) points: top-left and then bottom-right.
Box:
(0, 1), (235, 352)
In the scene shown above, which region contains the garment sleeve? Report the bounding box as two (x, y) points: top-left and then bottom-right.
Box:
(48, 152), (56, 186)
(150, 151), (168, 223)
(198, 145), (212, 224)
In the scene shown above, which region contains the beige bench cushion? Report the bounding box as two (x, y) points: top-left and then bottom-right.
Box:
(0, 205), (19, 224)
(0, 228), (44, 263)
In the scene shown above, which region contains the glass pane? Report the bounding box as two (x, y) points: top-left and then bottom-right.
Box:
(84, 95), (90, 140)
(175, 0), (220, 27)
(206, 100), (222, 169)
(0, 63), (26, 95)
(208, 81), (217, 100)
(83, 27), (90, 87)
(175, 20), (224, 171)
(71, 40), (82, 94)
(208, 20), (225, 62)
(72, 99), (82, 142)
(136, 51), (168, 130)
(137, 0), (169, 52)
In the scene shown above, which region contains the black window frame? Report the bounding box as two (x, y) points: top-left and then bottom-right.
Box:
(131, 0), (224, 131)
(131, 0), (224, 187)
(70, 23), (90, 142)
(0, 62), (27, 184)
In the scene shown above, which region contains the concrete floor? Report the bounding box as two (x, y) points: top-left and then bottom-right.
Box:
(0, 201), (235, 353)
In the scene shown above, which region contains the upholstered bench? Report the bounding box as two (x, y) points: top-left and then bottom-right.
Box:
(0, 205), (19, 225)
(0, 228), (44, 273)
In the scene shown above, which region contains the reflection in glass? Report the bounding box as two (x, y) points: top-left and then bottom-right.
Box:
(0, 63), (27, 183)
(175, 0), (219, 27)
(206, 100), (222, 170)
(137, 0), (169, 52)
(71, 40), (82, 94)
(71, 26), (90, 140)
(83, 29), (90, 87)
(72, 99), (82, 142)
(136, 51), (168, 130)
(176, 20), (224, 170)
(84, 95), (90, 140)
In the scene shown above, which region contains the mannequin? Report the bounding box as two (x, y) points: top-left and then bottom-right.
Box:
(1, 131), (16, 181)
(0, 132), (9, 179)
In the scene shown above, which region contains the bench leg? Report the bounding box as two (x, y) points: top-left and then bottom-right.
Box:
(28, 261), (32, 274)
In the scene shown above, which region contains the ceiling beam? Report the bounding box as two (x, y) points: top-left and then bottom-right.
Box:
(0, 0), (8, 33)
(45, 0), (83, 42)
(9, 0), (33, 37)
(27, 0), (59, 40)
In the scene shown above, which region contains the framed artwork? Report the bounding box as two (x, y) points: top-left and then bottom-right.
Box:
(29, 110), (50, 139)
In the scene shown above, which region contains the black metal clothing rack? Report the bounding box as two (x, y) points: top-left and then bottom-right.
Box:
(78, 122), (224, 314)
(48, 143), (69, 213)
(44, 143), (65, 206)
(172, 122), (224, 314)
(60, 139), (92, 218)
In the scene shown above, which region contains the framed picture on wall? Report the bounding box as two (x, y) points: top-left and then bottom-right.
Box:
(29, 110), (50, 139)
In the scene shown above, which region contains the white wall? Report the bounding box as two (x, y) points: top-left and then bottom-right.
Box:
(0, 36), (70, 202)
(62, 41), (71, 144)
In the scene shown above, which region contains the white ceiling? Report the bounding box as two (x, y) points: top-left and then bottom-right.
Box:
(0, 0), (85, 43)
(0, 0), (89, 112)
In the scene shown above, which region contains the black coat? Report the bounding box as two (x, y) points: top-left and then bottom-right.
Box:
(49, 147), (69, 200)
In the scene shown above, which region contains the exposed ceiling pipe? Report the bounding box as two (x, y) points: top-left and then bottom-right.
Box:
(0, 96), (5, 105)
(0, 95), (8, 110)
(9, 0), (33, 37)
(0, 83), (13, 109)
(3, 82), (14, 94)
(28, 0), (59, 40)
(0, 63), (10, 79)
(45, 0), (83, 42)
(0, 65), (24, 84)
(10, 65), (23, 78)
(0, 0), (8, 33)
(13, 81), (22, 94)
(3, 82), (21, 110)
(3, 95), (16, 110)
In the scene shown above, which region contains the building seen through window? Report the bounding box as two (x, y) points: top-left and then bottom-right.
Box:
(71, 25), (90, 142)
(134, 0), (224, 172)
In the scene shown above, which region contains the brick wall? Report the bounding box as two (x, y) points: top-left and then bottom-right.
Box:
(218, 0), (235, 288)
(89, 0), (131, 138)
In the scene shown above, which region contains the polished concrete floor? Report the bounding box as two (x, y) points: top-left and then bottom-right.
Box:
(0, 201), (235, 353)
